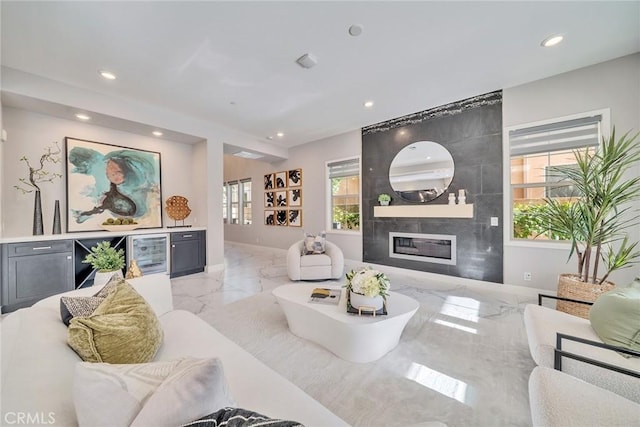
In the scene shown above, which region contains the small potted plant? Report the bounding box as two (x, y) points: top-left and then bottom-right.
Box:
(83, 241), (126, 286)
(377, 193), (391, 206)
(344, 267), (391, 312)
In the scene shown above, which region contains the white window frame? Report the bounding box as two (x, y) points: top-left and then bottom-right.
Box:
(503, 108), (610, 249)
(325, 156), (362, 234)
(224, 178), (252, 226)
(240, 178), (252, 225)
(222, 182), (228, 224)
(228, 181), (240, 225)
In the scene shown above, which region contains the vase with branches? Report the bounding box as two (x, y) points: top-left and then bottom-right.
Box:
(14, 141), (62, 194)
(14, 141), (63, 235)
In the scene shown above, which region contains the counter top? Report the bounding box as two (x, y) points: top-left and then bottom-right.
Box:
(0, 227), (207, 244)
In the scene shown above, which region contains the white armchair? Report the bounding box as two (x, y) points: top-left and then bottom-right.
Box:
(287, 240), (344, 281)
(523, 298), (640, 404)
(529, 366), (640, 427)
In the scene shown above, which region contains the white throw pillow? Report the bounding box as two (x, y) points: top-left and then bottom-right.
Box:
(303, 231), (326, 255)
(73, 357), (235, 427)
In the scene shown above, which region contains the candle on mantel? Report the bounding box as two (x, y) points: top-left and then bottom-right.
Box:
(458, 189), (466, 205)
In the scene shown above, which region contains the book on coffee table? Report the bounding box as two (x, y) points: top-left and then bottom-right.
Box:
(309, 288), (341, 305)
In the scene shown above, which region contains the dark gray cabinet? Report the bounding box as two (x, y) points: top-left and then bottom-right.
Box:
(1, 240), (74, 313)
(170, 230), (206, 278)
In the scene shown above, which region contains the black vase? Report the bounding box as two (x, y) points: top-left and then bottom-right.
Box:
(33, 190), (44, 235)
(52, 200), (62, 234)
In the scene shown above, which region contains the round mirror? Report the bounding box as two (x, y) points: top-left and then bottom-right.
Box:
(389, 141), (455, 202)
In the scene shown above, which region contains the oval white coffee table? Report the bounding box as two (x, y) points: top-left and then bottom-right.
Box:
(272, 284), (419, 363)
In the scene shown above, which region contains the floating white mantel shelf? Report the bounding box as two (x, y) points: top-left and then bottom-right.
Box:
(373, 204), (474, 218)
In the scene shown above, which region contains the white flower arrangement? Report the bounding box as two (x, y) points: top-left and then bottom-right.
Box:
(345, 267), (390, 298)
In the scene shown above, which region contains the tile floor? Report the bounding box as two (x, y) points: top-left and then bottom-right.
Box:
(172, 242), (537, 426)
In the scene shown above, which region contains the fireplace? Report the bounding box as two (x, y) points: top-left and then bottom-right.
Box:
(389, 232), (456, 265)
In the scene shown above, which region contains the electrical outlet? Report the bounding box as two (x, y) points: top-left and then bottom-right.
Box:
(524, 272), (532, 281)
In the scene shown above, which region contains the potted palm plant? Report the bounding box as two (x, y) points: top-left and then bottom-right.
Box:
(540, 129), (640, 317)
(83, 241), (126, 287)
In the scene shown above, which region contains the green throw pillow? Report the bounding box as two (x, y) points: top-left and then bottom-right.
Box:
(589, 279), (640, 354)
(67, 279), (164, 364)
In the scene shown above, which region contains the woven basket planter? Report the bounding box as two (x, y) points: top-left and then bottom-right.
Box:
(556, 273), (615, 319)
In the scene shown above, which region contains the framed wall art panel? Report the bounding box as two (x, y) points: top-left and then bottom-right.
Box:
(275, 210), (288, 226)
(288, 168), (302, 187)
(288, 188), (302, 207)
(274, 171), (287, 188)
(264, 210), (275, 225)
(275, 191), (287, 207)
(264, 191), (274, 207)
(288, 209), (302, 227)
(264, 173), (274, 190)
(65, 137), (162, 232)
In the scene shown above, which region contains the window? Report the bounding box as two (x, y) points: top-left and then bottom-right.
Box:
(223, 179), (252, 225)
(222, 183), (228, 224)
(229, 182), (239, 224)
(508, 113), (605, 241)
(327, 158), (360, 231)
(241, 179), (252, 225)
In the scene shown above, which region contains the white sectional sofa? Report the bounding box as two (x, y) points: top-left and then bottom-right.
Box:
(0, 274), (347, 426)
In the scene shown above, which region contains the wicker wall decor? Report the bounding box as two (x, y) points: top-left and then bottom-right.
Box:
(165, 195), (192, 227)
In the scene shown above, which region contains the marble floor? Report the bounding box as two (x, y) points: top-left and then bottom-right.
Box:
(172, 242), (537, 427)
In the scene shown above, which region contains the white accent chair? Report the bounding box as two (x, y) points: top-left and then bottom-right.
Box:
(286, 240), (344, 281)
(529, 366), (640, 427)
(524, 299), (640, 403)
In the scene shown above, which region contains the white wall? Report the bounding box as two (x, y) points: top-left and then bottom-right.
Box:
(224, 129), (363, 261)
(0, 97), (3, 238)
(503, 53), (640, 290)
(1, 67), (288, 270)
(2, 107), (197, 237)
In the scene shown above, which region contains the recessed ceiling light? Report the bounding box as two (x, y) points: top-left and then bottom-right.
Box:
(276, 132), (284, 138)
(152, 131), (163, 137)
(266, 136), (274, 140)
(364, 101), (374, 108)
(541, 34), (564, 47)
(75, 113), (91, 120)
(99, 70), (117, 80)
(399, 130), (406, 135)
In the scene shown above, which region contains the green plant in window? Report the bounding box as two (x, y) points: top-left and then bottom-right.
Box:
(345, 212), (360, 229)
(513, 202), (573, 240)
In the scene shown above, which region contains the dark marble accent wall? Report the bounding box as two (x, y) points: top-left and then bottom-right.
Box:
(362, 91), (503, 283)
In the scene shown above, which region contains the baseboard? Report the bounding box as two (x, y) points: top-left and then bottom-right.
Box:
(206, 263), (224, 273)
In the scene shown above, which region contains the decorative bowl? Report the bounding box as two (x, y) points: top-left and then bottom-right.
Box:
(100, 224), (139, 232)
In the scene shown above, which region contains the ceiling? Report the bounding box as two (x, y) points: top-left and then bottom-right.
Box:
(2, 1), (639, 153)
